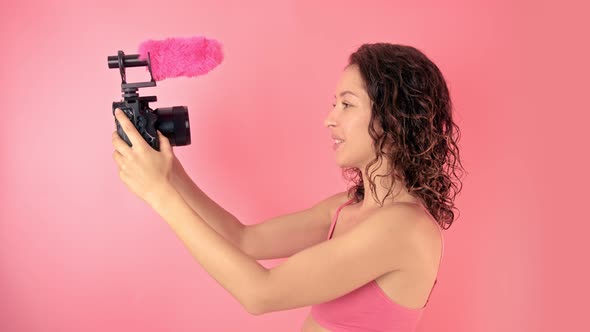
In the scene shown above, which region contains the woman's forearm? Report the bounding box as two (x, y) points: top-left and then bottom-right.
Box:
(170, 158), (245, 249)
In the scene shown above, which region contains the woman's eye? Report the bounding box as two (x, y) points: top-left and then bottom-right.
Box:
(331, 102), (350, 109)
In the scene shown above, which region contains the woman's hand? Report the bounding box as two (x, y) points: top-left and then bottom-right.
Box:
(111, 108), (175, 207)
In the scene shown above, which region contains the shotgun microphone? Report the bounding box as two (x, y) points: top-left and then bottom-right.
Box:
(138, 36), (224, 81)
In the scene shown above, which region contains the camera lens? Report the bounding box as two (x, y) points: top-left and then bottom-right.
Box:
(155, 106), (191, 146)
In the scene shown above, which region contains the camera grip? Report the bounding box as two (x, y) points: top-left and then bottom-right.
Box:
(113, 107), (160, 151)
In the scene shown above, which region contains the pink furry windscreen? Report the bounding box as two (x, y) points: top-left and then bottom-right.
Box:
(138, 36), (224, 81)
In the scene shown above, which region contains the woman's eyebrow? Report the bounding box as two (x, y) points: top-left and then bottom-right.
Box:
(333, 91), (358, 98)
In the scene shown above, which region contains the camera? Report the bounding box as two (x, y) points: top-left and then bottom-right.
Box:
(107, 50), (191, 151)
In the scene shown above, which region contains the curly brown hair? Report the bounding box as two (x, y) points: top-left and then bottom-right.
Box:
(342, 43), (466, 230)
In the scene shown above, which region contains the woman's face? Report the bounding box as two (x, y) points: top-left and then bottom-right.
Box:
(324, 64), (378, 169)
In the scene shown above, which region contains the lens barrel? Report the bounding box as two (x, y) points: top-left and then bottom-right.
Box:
(155, 106), (191, 146)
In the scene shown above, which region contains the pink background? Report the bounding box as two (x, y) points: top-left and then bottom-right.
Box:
(1, 0), (588, 331)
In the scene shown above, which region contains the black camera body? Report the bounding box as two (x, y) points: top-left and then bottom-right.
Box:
(107, 50), (191, 151)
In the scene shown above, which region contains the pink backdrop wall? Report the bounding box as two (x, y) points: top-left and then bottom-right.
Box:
(1, 0), (588, 331)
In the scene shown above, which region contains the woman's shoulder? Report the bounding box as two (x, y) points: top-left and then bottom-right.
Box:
(382, 203), (443, 263)
(385, 202), (440, 232)
(361, 201), (442, 251)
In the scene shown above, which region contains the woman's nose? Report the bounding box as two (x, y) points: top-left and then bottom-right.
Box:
(324, 116), (335, 128)
(324, 109), (337, 128)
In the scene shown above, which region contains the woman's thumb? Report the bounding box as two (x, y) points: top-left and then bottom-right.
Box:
(157, 130), (172, 151)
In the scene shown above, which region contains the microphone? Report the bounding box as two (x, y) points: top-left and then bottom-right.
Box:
(137, 36), (224, 81)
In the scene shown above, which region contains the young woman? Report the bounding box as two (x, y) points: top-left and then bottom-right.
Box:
(112, 42), (464, 332)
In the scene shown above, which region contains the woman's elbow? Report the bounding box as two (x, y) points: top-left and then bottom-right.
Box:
(245, 300), (267, 316)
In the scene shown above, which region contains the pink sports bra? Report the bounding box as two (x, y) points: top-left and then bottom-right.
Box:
(309, 197), (444, 332)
